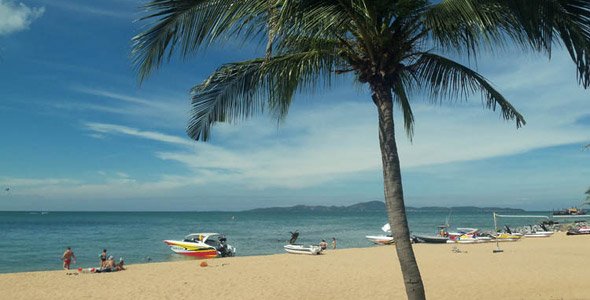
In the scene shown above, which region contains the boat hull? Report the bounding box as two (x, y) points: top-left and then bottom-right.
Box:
(164, 240), (219, 258)
(524, 232), (554, 238)
(567, 228), (590, 235)
(412, 234), (448, 244)
(365, 235), (394, 245)
(284, 244), (322, 255)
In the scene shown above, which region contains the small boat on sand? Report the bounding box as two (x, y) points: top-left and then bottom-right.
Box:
(164, 233), (235, 258)
(413, 225), (450, 244)
(523, 231), (554, 238)
(494, 232), (522, 242)
(366, 223), (395, 244)
(567, 222), (590, 235)
(366, 235), (394, 245)
(413, 235), (448, 243)
(284, 244), (322, 255)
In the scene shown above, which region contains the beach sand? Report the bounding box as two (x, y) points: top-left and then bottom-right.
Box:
(1, 232), (588, 300)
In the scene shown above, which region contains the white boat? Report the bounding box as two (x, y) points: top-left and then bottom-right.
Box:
(163, 233), (235, 258)
(366, 223), (395, 245)
(523, 231), (554, 238)
(284, 244), (322, 255)
(366, 235), (394, 245)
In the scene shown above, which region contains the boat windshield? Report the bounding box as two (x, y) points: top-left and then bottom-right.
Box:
(184, 234), (205, 242)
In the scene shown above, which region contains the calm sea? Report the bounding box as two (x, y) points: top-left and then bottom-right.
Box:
(0, 210), (553, 273)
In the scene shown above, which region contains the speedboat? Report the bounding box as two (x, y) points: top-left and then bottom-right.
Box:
(567, 227), (590, 235)
(494, 232), (522, 242)
(413, 235), (448, 243)
(446, 228), (493, 244)
(284, 244), (322, 255)
(164, 233), (235, 258)
(413, 225), (450, 244)
(366, 235), (394, 245)
(524, 232), (553, 238)
(566, 222), (590, 235)
(367, 223), (395, 245)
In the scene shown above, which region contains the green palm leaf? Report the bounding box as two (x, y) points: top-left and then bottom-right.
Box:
(188, 50), (340, 141)
(411, 53), (526, 127)
(426, 0), (590, 87)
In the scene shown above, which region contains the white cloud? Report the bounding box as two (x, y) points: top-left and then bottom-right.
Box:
(43, 0), (133, 19)
(0, 177), (78, 187)
(81, 46), (590, 192)
(8, 49), (588, 210)
(67, 86), (189, 129)
(0, 1), (44, 36)
(85, 122), (194, 147)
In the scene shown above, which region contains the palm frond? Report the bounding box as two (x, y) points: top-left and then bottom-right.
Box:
(411, 52), (525, 128)
(132, 0), (270, 81)
(187, 50), (340, 141)
(496, 0), (590, 88)
(392, 79), (415, 140)
(424, 0), (512, 57)
(425, 0), (590, 88)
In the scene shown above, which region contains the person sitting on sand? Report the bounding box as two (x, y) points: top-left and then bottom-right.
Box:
(107, 256), (116, 269)
(319, 239), (328, 250)
(62, 247), (76, 270)
(115, 257), (125, 271)
(98, 256), (116, 272)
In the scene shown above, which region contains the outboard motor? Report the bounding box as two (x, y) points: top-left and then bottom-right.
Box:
(217, 236), (234, 257)
(289, 230), (299, 244)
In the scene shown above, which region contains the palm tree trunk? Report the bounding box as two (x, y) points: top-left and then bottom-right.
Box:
(371, 82), (426, 300)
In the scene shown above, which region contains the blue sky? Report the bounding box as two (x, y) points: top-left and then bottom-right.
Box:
(0, 0), (589, 211)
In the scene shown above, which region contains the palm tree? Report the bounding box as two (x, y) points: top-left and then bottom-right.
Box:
(132, 1), (590, 299)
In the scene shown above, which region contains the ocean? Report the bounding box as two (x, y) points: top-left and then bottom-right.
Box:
(0, 210), (555, 274)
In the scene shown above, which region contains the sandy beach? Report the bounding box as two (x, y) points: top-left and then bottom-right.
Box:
(1, 232), (588, 300)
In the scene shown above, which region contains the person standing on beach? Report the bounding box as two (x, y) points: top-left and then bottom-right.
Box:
(332, 237), (336, 249)
(62, 247), (76, 270)
(99, 249), (107, 268)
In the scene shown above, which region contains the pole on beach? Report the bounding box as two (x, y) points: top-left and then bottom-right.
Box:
(492, 212), (503, 253)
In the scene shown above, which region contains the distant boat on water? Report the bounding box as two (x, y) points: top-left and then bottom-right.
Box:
(552, 207), (586, 216)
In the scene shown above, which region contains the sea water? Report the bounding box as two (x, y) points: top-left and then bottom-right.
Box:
(0, 210), (553, 273)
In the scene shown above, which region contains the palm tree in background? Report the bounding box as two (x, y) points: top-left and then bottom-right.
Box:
(132, 1), (590, 298)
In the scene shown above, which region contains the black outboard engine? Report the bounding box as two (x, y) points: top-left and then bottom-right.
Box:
(217, 236), (234, 257)
(289, 230), (299, 244)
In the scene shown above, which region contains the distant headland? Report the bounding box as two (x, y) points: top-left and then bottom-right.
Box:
(244, 201), (525, 213)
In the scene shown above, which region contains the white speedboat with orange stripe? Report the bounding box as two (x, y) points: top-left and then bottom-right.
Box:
(164, 233), (235, 258)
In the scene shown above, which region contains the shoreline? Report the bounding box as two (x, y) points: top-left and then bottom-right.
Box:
(1, 232), (589, 299)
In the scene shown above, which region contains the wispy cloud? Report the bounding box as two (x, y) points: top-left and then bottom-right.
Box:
(7, 49), (588, 210)
(0, 0), (44, 36)
(67, 86), (189, 129)
(81, 99), (584, 192)
(43, 0), (135, 19)
(0, 177), (78, 187)
(85, 122), (194, 147)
